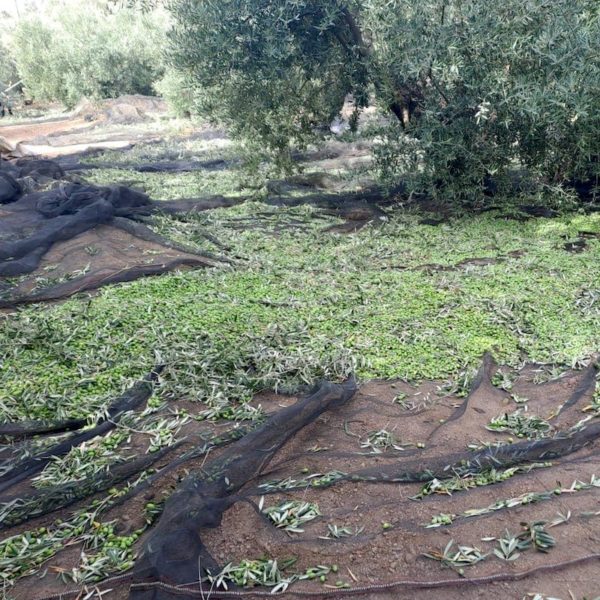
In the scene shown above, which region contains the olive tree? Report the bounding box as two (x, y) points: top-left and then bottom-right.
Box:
(168, 0), (600, 201)
(167, 1), (370, 168)
(12, 1), (167, 107)
(0, 41), (19, 89)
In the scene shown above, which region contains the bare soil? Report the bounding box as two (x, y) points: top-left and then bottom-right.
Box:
(0, 118), (93, 143)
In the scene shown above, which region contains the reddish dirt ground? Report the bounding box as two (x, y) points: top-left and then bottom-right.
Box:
(0, 117), (92, 144)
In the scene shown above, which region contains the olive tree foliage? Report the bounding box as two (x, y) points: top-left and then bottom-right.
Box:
(11, 1), (167, 107)
(0, 40), (20, 88)
(0, 16), (21, 95)
(168, 0), (600, 201)
(167, 1), (370, 168)
(154, 70), (195, 117)
(368, 0), (600, 201)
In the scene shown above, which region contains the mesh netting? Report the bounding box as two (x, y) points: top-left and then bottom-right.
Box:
(3, 355), (600, 600)
(2, 150), (600, 600)
(127, 355), (600, 599)
(0, 157), (228, 307)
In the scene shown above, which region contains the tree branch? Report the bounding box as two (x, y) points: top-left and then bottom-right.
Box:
(340, 6), (371, 58)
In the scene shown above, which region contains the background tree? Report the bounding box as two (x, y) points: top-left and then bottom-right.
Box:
(167, 1), (371, 169)
(168, 0), (600, 202)
(0, 40), (20, 90)
(11, 0), (167, 107)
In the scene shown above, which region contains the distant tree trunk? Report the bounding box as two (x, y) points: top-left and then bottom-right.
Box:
(339, 7), (419, 130)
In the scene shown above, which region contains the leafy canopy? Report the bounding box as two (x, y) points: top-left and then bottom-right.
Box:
(168, 1), (370, 166)
(168, 0), (600, 200)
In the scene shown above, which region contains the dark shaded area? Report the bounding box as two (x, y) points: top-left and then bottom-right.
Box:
(519, 205), (559, 218)
(266, 187), (396, 233)
(59, 158), (232, 174)
(0, 100), (14, 118)
(155, 195), (244, 215)
(265, 185), (401, 210)
(14, 158), (66, 180)
(562, 230), (600, 253)
(564, 239), (587, 253)
(0, 158), (66, 187)
(0, 416), (90, 441)
(0, 172), (21, 204)
(419, 217), (445, 226)
(568, 173), (599, 203)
